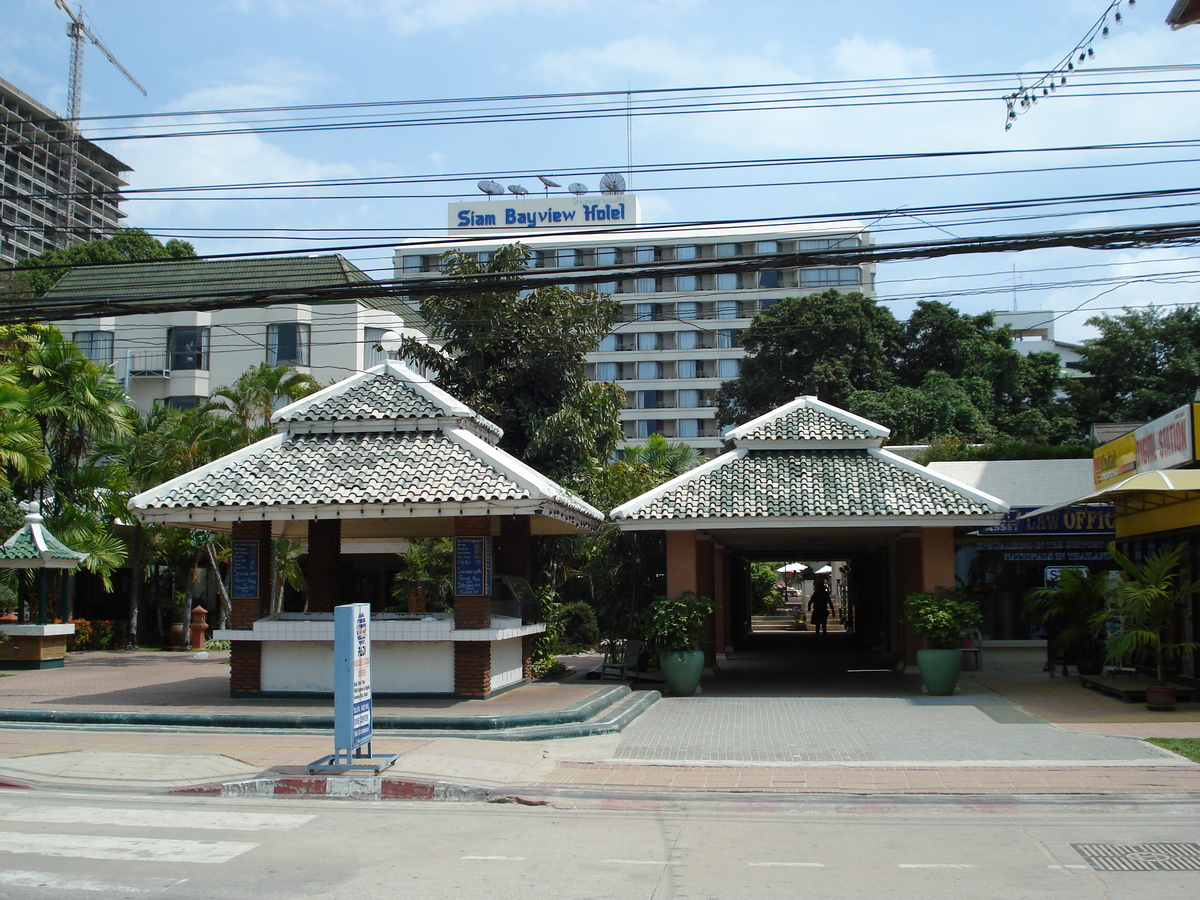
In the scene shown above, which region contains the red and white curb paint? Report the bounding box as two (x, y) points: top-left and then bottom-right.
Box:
(172, 776), (491, 802)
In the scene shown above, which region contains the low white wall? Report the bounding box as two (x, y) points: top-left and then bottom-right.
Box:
(490, 637), (525, 691)
(260, 641), (455, 693)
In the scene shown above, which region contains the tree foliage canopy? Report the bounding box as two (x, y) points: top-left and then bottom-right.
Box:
(13, 229), (197, 295)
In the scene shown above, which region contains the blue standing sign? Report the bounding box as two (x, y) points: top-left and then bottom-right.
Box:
(334, 603), (372, 756)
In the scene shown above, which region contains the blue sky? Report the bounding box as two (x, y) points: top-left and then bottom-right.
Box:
(4, 0), (1200, 342)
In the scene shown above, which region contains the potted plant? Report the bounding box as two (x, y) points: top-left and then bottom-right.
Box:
(1090, 544), (1199, 711)
(643, 590), (713, 696)
(903, 590), (982, 696)
(792, 610), (807, 630)
(1024, 568), (1112, 676)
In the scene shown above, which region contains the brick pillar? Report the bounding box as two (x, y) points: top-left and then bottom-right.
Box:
(522, 634), (533, 680)
(453, 517), (492, 696)
(229, 521), (272, 695)
(307, 519), (341, 613)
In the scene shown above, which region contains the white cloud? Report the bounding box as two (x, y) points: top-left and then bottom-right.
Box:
(831, 36), (936, 79)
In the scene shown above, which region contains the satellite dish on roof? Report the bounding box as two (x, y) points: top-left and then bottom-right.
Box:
(477, 180), (504, 196)
(507, 184), (529, 196)
(568, 183), (588, 195)
(536, 175), (561, 196)
(600, 172), (626, 195)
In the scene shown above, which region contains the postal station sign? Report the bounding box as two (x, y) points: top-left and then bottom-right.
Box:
(448, 195), (641, 233)
(334, 602), (373, 753)
(1094, 402), (1199, 486)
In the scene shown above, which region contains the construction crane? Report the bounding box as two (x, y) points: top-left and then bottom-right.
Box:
(53, 0), (146, 249)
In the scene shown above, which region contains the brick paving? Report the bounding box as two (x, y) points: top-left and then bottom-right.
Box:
(0, 645), (1198, 798)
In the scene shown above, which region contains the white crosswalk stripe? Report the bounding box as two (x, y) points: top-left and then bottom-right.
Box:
(0, 804), (314, 832)
(0, 869), (184, 894)
(0, 830), (258, 863)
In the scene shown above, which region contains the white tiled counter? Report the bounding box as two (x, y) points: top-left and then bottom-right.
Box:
(0, 622), (76, 669)
(214, 612), (545, 695)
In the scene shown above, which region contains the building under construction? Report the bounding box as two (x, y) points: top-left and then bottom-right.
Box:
(0, 77), (130, 265)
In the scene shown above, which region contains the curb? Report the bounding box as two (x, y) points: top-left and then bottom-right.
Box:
(172, 775), (494, 802)
(0, 684), (640, 735)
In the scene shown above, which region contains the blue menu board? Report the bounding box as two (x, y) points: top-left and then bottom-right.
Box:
(231, 540), (259, 599)
(454, 536), (492, 596)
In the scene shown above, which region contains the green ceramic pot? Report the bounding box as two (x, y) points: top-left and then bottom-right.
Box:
(660, 649), (705, 696)
(916, 648), (962, 696)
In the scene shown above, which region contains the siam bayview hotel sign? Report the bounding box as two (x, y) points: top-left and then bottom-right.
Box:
(448, 195), (641, 232)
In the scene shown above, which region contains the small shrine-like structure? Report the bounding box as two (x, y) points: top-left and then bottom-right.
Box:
(0, 501), (86, 669)
(127, 361), (603, 697)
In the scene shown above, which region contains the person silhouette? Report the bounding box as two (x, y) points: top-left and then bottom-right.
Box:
(808, 579), (833, 642)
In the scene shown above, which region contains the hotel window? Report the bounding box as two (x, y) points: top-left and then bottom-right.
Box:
(636, 276), (658, 293)
(758, 270), (780, 289)
(556, 248), (578, 267)
(635, 302), (661, 321)
(800, 267), (861, 287)
(636, 361), (662, 380)
(677, 301), (699, 320)
(717, 329), (739, 349)
(675, 244), (698, 260)
(596, 361), (619, 381)
(758, 298), (780, 313)
(677, 418), (700, 439)
(717, 299), (740, 319)
(757, 241), (779, 255)
(676, 274), (699, 291)
(677, 331), (700, 351)
(401, 254), (435, 273)
(168, 326), (209, 371)
(678, 388), (701, 407)
(595, 247), (618, 294)
(715, 243), (738, 258)
(799, 235), (859, 251)
(636, 419), (661, 438)
(72, 330), (113, 366)
(636, 332), (661, 351)
(638, 390), (659, 410)
(718, 358), (740, 378)
(597, 334), (618, 352)
(364, 326), (387, 369)
(166, 396), (203, 410)
(267, 323), (310, 367)
(677, 360), (698, 379)
(716, 272), (739, 290)
(635, 246), (658, 263)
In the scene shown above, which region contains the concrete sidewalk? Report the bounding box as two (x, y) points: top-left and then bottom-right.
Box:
(0, 644), (1197, 801)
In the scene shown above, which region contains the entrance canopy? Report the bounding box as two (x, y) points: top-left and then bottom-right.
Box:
(612, 396), (1007, 557)
(128, 360), (603, 542)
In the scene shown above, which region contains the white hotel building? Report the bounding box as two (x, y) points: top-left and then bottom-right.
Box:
(396, 195), (875, 456)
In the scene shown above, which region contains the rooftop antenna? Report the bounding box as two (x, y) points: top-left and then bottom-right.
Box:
(477, 180), (504, 198)
(626, 88), (634, 191)
(599, 172), (626, 195)
(53, 0), (147, 250)
(507, 184), (529, 197)
(536, 175), (561, 196)
(568, 183), (588, 196)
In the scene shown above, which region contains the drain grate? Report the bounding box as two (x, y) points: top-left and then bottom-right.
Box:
(1071, 843), (1200, 872)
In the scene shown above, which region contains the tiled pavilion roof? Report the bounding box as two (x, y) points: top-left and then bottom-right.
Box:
(612, 396), (1006, 529)
(0, 503), (89, 569)
(128, 361), (601, 534)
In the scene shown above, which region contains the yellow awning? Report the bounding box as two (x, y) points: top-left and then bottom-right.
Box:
(1021, 468), (1200, 519)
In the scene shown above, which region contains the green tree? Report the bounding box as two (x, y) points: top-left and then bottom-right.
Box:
(396, 244), (623, 482)
(206, 363), (321, 450)
(1069, 306), (1200, 424)
(716, 290), (903, 427)
(13, 229), (197, 294)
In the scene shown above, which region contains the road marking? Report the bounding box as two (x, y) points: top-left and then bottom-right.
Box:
(749, 862), (825, 867)
(602, 859), (680, 866)
(1047, 864), (1090, 870)
(0, 870), (185, 893)
(0, 806), (314, 832)
(461, 856), (526, 861)
(0, 831), (257, 864)
(899, 864), (976, 869)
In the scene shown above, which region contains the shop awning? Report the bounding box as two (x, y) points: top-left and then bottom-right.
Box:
(1021, 468), (1200, 519)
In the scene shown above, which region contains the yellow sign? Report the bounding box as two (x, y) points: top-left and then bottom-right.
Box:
(1093, 431), (1137, 486)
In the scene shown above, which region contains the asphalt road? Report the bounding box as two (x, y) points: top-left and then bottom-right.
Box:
(0, 790), (1197, 899)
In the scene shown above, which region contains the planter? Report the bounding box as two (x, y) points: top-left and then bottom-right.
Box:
(916, 648), (963, 696)
(1076, 658), (1103, 677)
(659, 649), (705, 696)
(167, 622), (185, 650)
(1145, 683), (1178, 712)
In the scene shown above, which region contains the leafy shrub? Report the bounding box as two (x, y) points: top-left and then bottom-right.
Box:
(67, 619), (130, 651)
(555, 600), (600, 653)
(204, 639), (231, 652)
(902, 591), (981, 649)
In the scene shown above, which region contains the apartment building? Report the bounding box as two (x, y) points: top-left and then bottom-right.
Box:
(397, 198), (875, 456)
(0, 77), (130, 264)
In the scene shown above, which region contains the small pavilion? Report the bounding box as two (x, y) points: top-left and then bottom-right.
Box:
(127, 361), (603, 697)
(0, 501), (87, 669)
(611, 397), (1008, 667)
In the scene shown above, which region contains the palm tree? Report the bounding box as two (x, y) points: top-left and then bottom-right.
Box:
(0, 366), (48, 491)
(1024, 567), (1112, 674)
(206, 364), (320, 449)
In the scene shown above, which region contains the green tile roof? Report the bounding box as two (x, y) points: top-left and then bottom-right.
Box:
(0, 509), (89, 569)
(614, 449), (1001, 521)
(42, 255), (425, 326)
